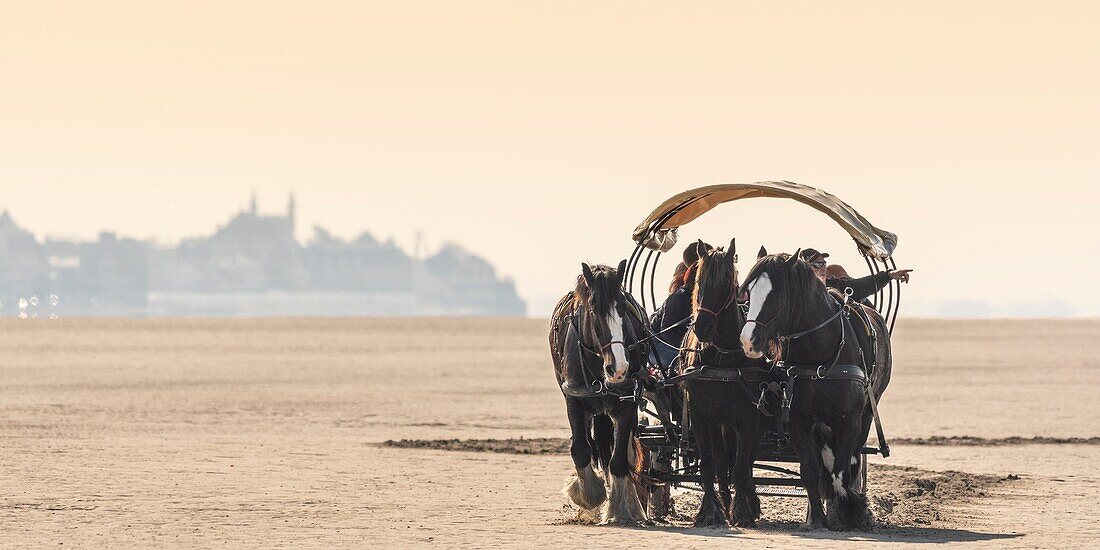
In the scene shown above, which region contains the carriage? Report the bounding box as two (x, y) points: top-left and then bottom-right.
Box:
(622, 181), (900, 518)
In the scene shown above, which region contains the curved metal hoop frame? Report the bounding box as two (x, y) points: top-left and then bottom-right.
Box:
(625, 195), (901, 334)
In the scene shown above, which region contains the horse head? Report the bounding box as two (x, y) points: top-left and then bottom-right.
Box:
(739, 249), (822, 358)
(690, 238), (740, 345)
(576, 259), (633, 384)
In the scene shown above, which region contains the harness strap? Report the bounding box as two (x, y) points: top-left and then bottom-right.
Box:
(866, 383), (890, 457)
(569, 314), (602, 358)
(560, 378), (637, 398)
(847, 303), (875, 339)
(784, 305), (844, 340)
(678, 365), (773, 383)
(668, 363), (780, 417)
(784, 364), (868, 383)
(778, 364), (868, 423)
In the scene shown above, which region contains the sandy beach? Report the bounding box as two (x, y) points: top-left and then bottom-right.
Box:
(1, 318), (1098, 548)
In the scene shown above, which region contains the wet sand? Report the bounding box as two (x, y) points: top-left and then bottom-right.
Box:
(0, 318), (1097, 547)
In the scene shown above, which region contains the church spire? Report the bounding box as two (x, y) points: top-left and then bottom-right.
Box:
(249, 191), (257, 215)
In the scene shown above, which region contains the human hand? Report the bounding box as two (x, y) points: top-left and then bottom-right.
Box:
(888, 269), (912, 283)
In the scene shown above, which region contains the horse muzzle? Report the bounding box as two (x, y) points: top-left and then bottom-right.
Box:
(740, 325), (766, 359)
(604, 362), (629, 384)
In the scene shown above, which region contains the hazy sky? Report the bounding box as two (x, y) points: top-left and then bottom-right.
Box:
(2, 1), (1098, 316)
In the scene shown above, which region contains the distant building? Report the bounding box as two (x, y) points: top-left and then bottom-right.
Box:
(0, 195), (526, 317)
(0, 211), (49, 307)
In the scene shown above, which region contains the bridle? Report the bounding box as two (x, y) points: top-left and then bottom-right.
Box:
(695, 286), (738, 320)
(691, 257), (745, 357)
(739, 272), (784, 358)
(695, 256), (741, 321)
(571, 291), (642, 366)
(741, 269), (850, 364)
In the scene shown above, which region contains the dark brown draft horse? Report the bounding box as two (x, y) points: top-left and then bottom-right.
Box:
(549, 261), (649, 525)
(740, 251), (892, 530)
(680, 239), (771, 527)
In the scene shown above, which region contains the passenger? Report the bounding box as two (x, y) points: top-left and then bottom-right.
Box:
(799, 248), (912, 303)
(651, 242), (713, 369)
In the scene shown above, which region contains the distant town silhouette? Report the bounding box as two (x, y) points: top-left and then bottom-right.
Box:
(0, 194), (525, 317)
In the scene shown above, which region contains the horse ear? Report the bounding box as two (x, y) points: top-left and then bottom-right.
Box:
(787, 249), (802, 266)
(615, 259), (628, 287)
(728, 238), (736, 257)
(757, 246), (768, 259)
(695, 239), (707, 261)
(581, 262), (595, 288)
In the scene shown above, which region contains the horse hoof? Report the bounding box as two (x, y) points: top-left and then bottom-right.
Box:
(693, 518), (728, 529)
(599, 517), (641, 528)
(798, 522), (827, 532)
(732, 496), (761, 528)
(563, 467), (606, 510)
(600, 475), (646, 527)
(693, 509), (729, 529)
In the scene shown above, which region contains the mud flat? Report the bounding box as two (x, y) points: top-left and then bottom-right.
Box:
(0, 318), (1098, 548)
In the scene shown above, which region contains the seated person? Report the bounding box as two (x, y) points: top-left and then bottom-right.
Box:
(651, 242), (713, 369)
(800, 248), (912, 303)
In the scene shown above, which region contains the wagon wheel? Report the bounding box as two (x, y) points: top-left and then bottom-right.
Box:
(646, 448), (673, 520)
(636, 415), (673, 520)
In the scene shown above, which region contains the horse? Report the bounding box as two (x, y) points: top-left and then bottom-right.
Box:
(739, 250), (892, 530)
(549, 260), (650, 525)
(680, 238), (771, 527)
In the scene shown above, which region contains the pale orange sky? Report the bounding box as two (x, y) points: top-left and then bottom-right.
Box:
(1, 1), (1098, 316)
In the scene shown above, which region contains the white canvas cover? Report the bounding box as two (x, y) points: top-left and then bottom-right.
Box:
(632, 181), (897, 259)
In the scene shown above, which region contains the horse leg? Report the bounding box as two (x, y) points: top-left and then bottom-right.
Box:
(792, 423), (828, 529)
(731, 418), (764, 527)
(825, 421), (874, 531)
(850, 405), (874, 494)
(715, 425), (734, 521)
(601, 405), (646, 526)
(692, 416), (729, 528)
(562, 399), (606, 510)
(592, 413), (614, 476)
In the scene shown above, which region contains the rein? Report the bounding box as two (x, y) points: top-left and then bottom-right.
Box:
(635, 315), (693, 354)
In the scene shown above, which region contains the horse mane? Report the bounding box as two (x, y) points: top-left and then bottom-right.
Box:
(741, 253), (828, 330)
(573, 264), (620, 317)
(741, 253), (790, 295)
(692, 246), (737, 311)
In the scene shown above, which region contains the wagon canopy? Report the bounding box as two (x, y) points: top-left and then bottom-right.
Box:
(632, 181), (897, 260)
